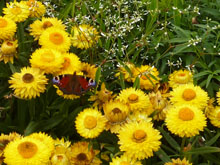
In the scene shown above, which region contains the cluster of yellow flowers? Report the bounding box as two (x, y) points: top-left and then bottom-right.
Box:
(0, 132), (102, 165)
(0, 0), (100, 99)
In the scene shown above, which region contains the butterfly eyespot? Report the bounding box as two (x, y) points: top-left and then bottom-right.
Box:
(52, 76), (60, 84)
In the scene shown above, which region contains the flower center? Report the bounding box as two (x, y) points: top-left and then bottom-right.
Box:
(11, 6), (22, 15)
(84, 116), (97, 129)
(178, 107), (194, 121)
(41, 50), (55, 62)
(49, 32), (64, 45)
(57, 155), (64, 160)
(182, 88), (196, 101)
(175, 72), (190, 84)
(17, 141), (38, 158)
(141, 75), (149, 80)
(133, 129), (146, 143)
(22, 73), (34, 83)
(42, 21), (53, 29)
(62, 57), (70, 69)
(27, 0), (36, 7)
(217, 112), (220, 120)
(112, 108), (121, 114)
(120, 162), (130, 165)
(128, 94), (139, 103)
(0, 18), (7, 28)
(6, 42), (13, 46)
(77, 153), (88, 161)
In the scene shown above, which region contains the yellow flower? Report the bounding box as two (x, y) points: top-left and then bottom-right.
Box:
(55, 53), (81, 75)
(3, 1), (30, 22)
(89, 83), (115, 109)
(164, 158), (192, 165)
(0, 132), (21, 164)
(50, 139), (71, 165)
(117, 87), (151, 112)
(118, 121), (161, 160)
(8, 67), (48, 99)
(168, 69), (193, 88)
(0, 16), (16, 40)
(204, 98), (215, 118)
(29, 17), (66, 40)
(115, 62), (136, 82)
(217, 90), (220, 105)
(69, 141), (101, 165)
(39, 27), (71, 52)
(127, 111), (152, 124)
(54, 85), (80, 100)
(103, 100), (129, 134)
(208, 106), (220, 128)
(0, 39), (18, 64)
(80, 62), (97, 79)
(23, 0), (46, 18)
(170, 84), (209, 110)
(28, 132), (54, 153)
(30, 48), (64, 74)
(4, 137), (51, 165)
(110, 154), (142, 165)
(165, 104), (207, 137)
(132, 65), (160, 90)
(71, 24), (100, 49)
(149, 91), (170, 121)
(75, 107), (107, 138)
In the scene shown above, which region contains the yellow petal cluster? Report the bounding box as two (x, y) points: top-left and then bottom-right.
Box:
(23, 0), (46, 18)
(0, 17), (16, 40)
(165, 158), (192, 165)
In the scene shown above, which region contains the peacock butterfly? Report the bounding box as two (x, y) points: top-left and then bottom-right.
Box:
(52, 73), (96, 96)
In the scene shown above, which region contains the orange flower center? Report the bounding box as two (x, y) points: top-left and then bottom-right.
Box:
(62, 57), (70, 70)
(84, 116), (97, 129)
(57, 155), (64, 160)
(11, 6), (22, 15)
(49, 32), (64, 45)
(27, 0), (36, 7)
(41, 50), (55, 62)
(42, 21), (53, 29)
(6, 42), (13, 46)
(22, 73), (34, 83)
(120, 162), (130, 165)
(0, 18), (8, 28)
(77, 153), (88, 161)
(17, 141), (38, 158)
(112, 108), (122, 114)
(128, 94), (139, 103)
(182, 88), (196, 101)
(141, 75), (148, 80)
(178, 107), (194, 121)
(217, 112), (220, 120)
(133, 129), (146, 143)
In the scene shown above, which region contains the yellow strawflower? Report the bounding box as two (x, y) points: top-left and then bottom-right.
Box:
(4, 137), (51, 165)
(3, 1), (30, 22)
(80, 62), (97, 79)
(0, 16), (16, 40)
(23, 0), (46, 17)
(217, 90), (220, 105)
(118, 121), (161, 160)
(165, 104), (207, 137)
(8, 67), (48, 99)
(115, 62), (136, 82)
(75, 107), (107, 138)
(0, 39), (18, 64)
(208, 106), (220, 128)
(39, 27), (71, 52)
(164, 158), (192, 165)
(110, 154), (142, 165)
(71, 24), (100, 49)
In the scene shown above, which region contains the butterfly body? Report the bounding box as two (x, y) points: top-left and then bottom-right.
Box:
(52, 73), (96, 96)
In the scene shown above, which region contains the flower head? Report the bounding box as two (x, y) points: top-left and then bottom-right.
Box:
(69, 141), (101, 165)
(71, 24), (100, 49)
(39, 27), (71, 52)
(170, 84), (209, 110)
(118, 121), (161, 160)
(0, 39), (18, 64)
(80, 62), (97, 79)
(217, 90), (220, 106)
(29, 17), (66, 40)
(110, 154), (142, 165)
(23, 0), (46, 18)
(117, 87), (151, 113)
(4, 136), (52, 165)
(115, 62), (136, 82)
(75, 107), (107, 138)
(169, 69), (193, 88)
(3, 1), (30, 22)
(165, 104), (207, 137)
(30, 48), (64, 74)
(0, 16), (16, 40)
(8, 67), (48, 99)
(208, 106), (220, 128)
(165, 158), (192, 165)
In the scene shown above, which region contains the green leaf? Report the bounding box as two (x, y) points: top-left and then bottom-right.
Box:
(205, 132), (220, 146)
(169, 38), (189, 43)
(206, 74), (213, 88)
(158, 126), (180, 152)
(58, 2), (73, 20)
(155, 148), (171, 163)
(119, 72), (125, 89)
(193, 71), (211, 78)
(133, 76), (140, 89)
(185, 146), (220, 155)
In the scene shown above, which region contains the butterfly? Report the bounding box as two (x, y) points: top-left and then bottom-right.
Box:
(52, 73), (97, 96)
